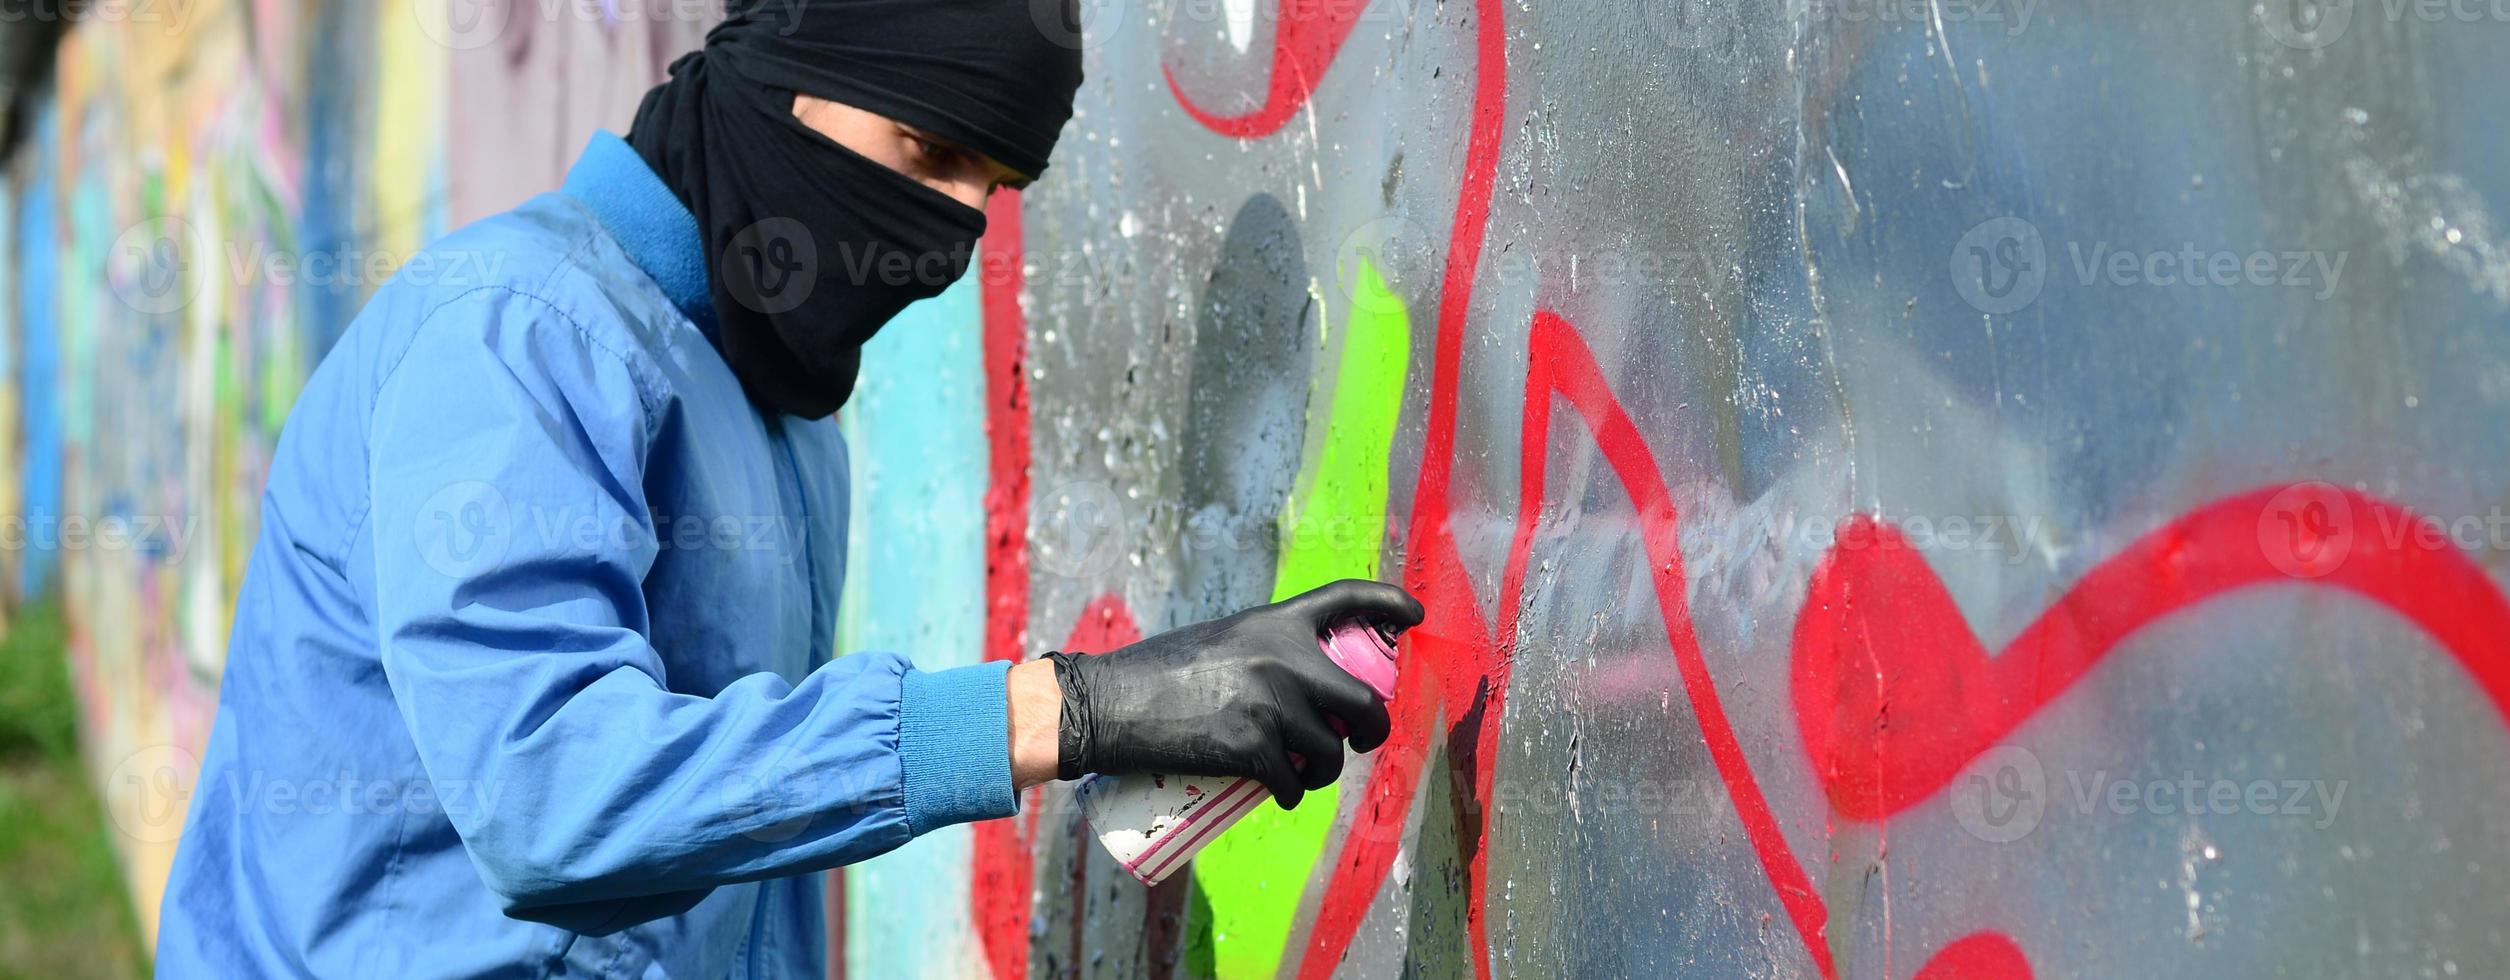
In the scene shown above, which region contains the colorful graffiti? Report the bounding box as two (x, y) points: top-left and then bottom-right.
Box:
(8, 0), (2510, 977)
(0, 0), (439, 937)
(961, 0), (2510, 975)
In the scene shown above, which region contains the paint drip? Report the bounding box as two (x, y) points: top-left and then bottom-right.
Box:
(1078, 618), (1402, 885)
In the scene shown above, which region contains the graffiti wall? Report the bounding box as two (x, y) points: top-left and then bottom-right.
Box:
(0, 0), (438, 938)
(7, 0), (2509, 976)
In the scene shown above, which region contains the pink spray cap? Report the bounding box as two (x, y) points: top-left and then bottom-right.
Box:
(1320, 618), (1402, 701)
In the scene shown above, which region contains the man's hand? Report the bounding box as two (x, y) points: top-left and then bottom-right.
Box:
(1031, 580), (1424, 808)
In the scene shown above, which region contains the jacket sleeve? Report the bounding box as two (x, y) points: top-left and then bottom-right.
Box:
(363, 288), (1016, 923)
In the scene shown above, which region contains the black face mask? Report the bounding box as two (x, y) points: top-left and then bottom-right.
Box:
(629, 0), (1084, 419)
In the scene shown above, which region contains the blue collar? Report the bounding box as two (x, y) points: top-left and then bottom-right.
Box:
(562, 131), (714, 333)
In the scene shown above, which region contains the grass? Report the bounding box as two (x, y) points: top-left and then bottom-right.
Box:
(0, 600), (148, 979)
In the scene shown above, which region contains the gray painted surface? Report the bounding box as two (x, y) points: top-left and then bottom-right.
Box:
(1013, 1), (2510, 976)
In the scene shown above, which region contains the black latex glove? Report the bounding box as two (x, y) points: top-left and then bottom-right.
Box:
(1048, 579), (1425, 809)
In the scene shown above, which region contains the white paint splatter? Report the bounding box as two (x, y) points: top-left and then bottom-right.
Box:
(2342, 111), (2510, 305)
(1224, 0), (1255, 53)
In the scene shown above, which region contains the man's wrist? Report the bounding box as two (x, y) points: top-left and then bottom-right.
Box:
(1006, 658), (1063, 791)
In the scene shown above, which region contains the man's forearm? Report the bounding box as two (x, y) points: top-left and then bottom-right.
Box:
(1008, 658), (1062, 791)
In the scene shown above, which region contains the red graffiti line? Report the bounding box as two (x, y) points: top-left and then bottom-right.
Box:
(1792, 485), (2510, 823)
(1154, 3), (2510, 979)
(1301, 308), (1841, 978)
(1165, 0), (1370, 138)
(1162, 0), (1895, 972)
(1294, 0), (1514, 976)
(1156, 0), (1510, 969)
(1161, 1), (2503, 977)
(1294, 0), (1520, 975)
(1389, 316), (2510, 980)
(1514, 312), (1837, 973)
(1062, 595), (1145, 979)
(1913, 931), (2033, 980)
(973, 191), (1039, 980)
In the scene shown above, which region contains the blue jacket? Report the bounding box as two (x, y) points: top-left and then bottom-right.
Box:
(156, 133), (1018, 977)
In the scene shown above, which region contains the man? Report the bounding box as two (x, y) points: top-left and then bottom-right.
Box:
(155, 1), (1421, 975)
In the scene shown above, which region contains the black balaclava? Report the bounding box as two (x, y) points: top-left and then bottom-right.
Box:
(629, 0), (1084, 418)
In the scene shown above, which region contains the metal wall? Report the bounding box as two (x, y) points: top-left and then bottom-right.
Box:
(8, 0), (2509, 976)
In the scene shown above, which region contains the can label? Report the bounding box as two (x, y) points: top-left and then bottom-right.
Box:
(1080, 618), (1401, 885)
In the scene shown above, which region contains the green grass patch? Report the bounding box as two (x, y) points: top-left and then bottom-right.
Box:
(0, 600), (148, 979)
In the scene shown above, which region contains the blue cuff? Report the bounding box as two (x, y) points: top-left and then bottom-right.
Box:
(898, 660), (1017, 835)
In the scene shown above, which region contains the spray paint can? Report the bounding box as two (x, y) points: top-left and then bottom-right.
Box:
(1077, 618), (1402, 886)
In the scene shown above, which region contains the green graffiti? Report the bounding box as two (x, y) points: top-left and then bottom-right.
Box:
(1190, 258), (1411, 980)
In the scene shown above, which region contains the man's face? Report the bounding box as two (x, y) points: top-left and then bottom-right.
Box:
(792, 94), (1031, 211)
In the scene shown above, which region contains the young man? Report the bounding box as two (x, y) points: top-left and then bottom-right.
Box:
(155, 1), (1420, 974)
